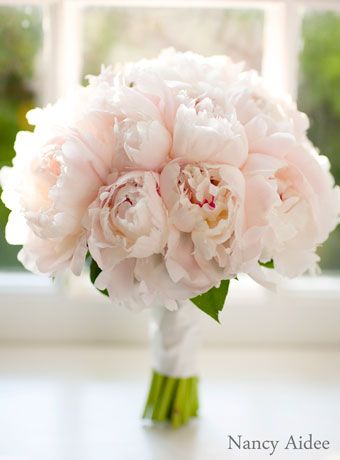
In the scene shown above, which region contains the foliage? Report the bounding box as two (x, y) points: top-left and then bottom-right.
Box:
(89, 258), (109, 298)
(298, 11), (340, 269)
(259, 260), (274, 269)
(191, 280), (230, 322)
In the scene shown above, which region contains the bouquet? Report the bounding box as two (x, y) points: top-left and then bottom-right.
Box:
(1, 50), (339, 428)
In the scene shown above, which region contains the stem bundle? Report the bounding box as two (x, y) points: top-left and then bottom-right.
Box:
(142, 370), (199, 428)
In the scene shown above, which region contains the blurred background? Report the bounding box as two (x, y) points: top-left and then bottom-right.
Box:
(0, 2), (339, 459)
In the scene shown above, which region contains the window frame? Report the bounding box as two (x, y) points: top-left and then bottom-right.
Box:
(0, 0), (340, 345)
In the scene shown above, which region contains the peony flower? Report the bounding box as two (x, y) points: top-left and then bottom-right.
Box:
(86, 171), (167, 306)
(172, 103), (248, 167)
(114, 67), (179, 132)
(242, 142), (340, 278)
(159, 161), (249, 293)
(137, 48), (244, 89)
(113, 117), (171, 172)
(1, 110), (115, 275)
(228, 70), (309, 158)
(111, 86), (172, 172)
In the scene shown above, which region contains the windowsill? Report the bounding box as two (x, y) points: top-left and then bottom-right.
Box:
(0, 271), (340, 346)
(0, 345), (339, 460)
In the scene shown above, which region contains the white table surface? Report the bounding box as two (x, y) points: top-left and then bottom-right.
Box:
(0, 346), (339, 460)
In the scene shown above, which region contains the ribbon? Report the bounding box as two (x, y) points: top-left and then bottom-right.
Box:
(150, 299), (202, 378)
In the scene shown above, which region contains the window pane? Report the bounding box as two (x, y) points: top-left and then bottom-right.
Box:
(298, 11), (340, 270)
(81, 8), (264, 79)
(0, 6), (42, 269)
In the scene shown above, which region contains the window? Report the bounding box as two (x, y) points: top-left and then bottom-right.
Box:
(0, 0), (339, 345)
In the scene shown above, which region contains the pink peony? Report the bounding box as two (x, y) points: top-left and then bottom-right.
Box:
(86, 171), (167, 307)
(1, 110), (115, 275)
(242, 142), (340, 279)
(111, 86), (173, 172)
(172, 103), (248, 167)
(229, 71), (309, 158)
(160, 161), (256, 293)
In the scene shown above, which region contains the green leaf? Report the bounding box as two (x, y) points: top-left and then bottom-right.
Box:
(259, 259), (274, 269)
(190, 280), (230, 323)
(89, 258), (109, 298)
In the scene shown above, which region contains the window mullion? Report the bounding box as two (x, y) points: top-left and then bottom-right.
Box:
(262, 1), (302, 98)
(42, 0), (82, 104)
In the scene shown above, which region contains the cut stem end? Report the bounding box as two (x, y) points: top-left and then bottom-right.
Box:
(142, 370), (199, 429)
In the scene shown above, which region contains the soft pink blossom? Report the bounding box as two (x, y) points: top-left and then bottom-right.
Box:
(159, 161), (257, 294)
(1, 110), (115, 274)
(172, 103), (248, 167)
(111, 86), (172, 172)
(86, 171), (167, 307)
(242, 142), (340, 278)
(229, 71), (309, 158)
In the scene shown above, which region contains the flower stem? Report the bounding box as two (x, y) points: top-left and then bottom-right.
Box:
(142, 370), (163, 419)
(171, 378), (187, 428)
(142, 370), (199, 428)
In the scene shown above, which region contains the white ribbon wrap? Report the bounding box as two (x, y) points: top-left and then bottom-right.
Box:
(150, 300), (202, 378)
